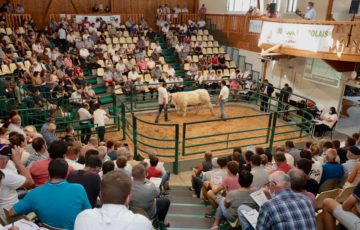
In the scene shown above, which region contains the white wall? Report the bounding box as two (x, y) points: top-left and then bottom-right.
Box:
(238, 49), (262, 72)
(333, 0), (355, 21)
(266, 57), (346, 110)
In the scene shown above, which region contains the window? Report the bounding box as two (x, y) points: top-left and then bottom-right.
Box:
(227, 0), (258, 12)
(286, 0), (298, 12)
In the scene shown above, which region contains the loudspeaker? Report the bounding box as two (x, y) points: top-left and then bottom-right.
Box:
(349, 0), (360, 14)
(269, 3), (276, 14)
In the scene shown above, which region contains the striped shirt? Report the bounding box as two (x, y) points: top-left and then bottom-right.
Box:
(256, 189), (316, 230)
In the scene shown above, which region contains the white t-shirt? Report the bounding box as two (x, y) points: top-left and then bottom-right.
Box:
(93, 109), (108, 127)
(74, 204), (152, 230)
(158, 87), (168, 105)
(219, 86), (229, 100)
(78, 108), (92, 121)
(322, 113), (338, 128)
(128, 71), (139, 81)
(0, 169), (26, 215)
(309, 160), (323, 183)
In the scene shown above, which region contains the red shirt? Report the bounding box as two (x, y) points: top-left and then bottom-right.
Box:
(30, 158), (73, 187)
(146, 166), (162, 179)
(271, 163), (293, 174)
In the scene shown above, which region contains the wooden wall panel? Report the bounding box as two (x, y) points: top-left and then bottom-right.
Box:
(8, 0), (198, 28)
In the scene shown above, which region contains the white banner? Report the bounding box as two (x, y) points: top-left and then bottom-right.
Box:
(259, 21), (334, 52)
(249, 20), (262, 33)
(75, 15), (121, 24)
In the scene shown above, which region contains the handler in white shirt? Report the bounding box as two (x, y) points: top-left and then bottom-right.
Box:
(218, 80), (229, 119)
(74, 171), (152, 230)
(155, 82), (170, 123)
(93, 103), (109, 142)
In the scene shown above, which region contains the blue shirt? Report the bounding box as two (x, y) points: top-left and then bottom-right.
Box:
(256, 189), (316, 230)
(305, 8), (316, 20)
(320, 163), (344, 185)
(14, 180), (91, 230)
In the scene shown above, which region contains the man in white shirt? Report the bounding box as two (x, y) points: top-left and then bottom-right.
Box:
(7, 115), (26, 139)
(78, 103), (93, 144)
(128, 68), (139, 82)
(155, 82), (170, 123)
(304, 2), (316, 20)
(0, 145), (34, 216)
(218, 80), (229, 119)
(148, 76), (159, 99)
(74, 171), (152, 230)
(93, 103), (109, 142)
(79, 46), (90, 59)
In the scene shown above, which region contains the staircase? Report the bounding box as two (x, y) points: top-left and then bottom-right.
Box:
(167, 186), (213, 230)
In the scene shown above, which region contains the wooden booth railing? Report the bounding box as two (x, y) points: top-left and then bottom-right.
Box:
(49, 13), (144, 24)
(260, 18), (360, 62)
(205, 14), (262, 52)
(4, 13), (32, 28)
(157, 13), (203, 25)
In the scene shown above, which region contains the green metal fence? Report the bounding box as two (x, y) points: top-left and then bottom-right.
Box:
(116, 80), (315, 174)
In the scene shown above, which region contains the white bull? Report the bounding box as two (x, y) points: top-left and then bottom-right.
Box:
(170, 89), (215, 117)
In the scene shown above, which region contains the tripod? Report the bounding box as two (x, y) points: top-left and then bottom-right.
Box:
(347, 13), (358, 48)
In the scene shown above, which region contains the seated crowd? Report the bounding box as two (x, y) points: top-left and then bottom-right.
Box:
(0, 109), (172, 229)
(189, 137), (360, 229)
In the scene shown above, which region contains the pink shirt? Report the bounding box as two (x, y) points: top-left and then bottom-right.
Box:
(221, 175), (240, 191)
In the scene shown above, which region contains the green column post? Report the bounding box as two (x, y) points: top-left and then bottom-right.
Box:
(121, 104), (126, 140)
(173, 124), (179, 175)
(268, 112), (277, 156)
(132, 114), (138, 160)
(182, 123), (186, 156)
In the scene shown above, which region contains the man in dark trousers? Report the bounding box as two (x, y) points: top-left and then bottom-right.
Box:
(260, 79), (274, 112)
(278, 83), (293, 119)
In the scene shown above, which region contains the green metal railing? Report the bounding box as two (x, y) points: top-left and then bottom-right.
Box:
(116, 80), (315, 174)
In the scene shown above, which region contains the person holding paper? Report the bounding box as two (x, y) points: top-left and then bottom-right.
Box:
(130, 164), (171, 227)
(207, 161), (241, 209)
(255, 171), (316, 230)
(211, 170), (258, 230)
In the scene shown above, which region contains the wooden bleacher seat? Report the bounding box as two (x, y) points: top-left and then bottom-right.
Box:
(207, 41), (213, 47)
(223, 69), (230, 77)
(0, 28), (6, 34)
(204, 30), (209, 35)
(119, 37), (126, 44)
(9, 63), (17, 73)
(3, 36), (11, 44)
(1, 64), (11, 74)
(112, 37), (119, 44)
(203, 70), (209, 76)
(133, 37), (138, 43)
(197, 35), (203, 41)
(126, 37), (132, 44)
(225, 54), (231, 61)
(214, 41), (220, 47)
(97, 60), (105, 67)
(129, 44), (136, 49)
(198, 30), (203, 35)
(97, 68), (105, 77)
(122, 44), (128, 49)
(202, 35), (208, 41)
(5, 27), (12, 35)
(184, 63), (190, 71)
(159, 57), (165, 64)
(202, 41), (208, 48)
(208, 35), (214, 41)
(144, 74), (152, 82)
(219, 47), (225, 53)
(123, 31), (129, 37)
(24, 60), (31, 70)
(202, 48), (207, 55)
(206, 47), (213, 55)
(316, 188), (341, 210)
(162, 64), (169, 72)
(105, 38), (112, 44)
(0, 69), (4, 76)
(191, 35), (197, 42)
(336, 186), (356, 203)
(229, 61), (236, 68)
(213, 48), (219, 54)
(192, 55), (199, 62)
